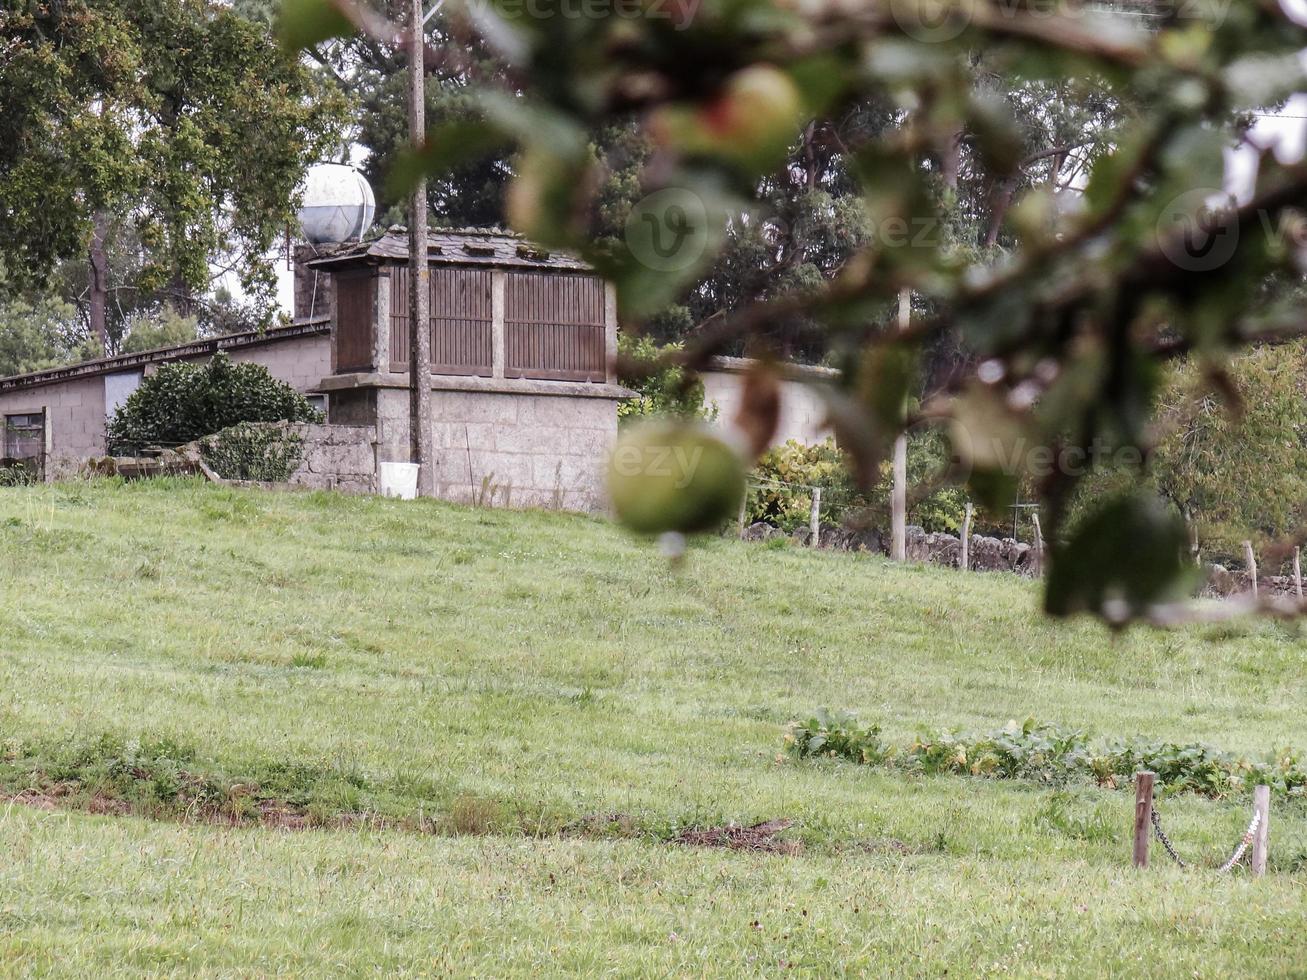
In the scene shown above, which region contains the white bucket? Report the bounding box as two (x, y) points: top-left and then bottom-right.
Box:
(378, 462), (419, 500)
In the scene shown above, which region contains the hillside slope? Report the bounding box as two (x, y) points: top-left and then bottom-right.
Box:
(0, 479), (1304, 975)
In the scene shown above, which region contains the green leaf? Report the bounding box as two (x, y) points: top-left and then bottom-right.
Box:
(1044, 492), (1198, 622)
(386, 121), (512, 199)
(276, 0), (355, 53)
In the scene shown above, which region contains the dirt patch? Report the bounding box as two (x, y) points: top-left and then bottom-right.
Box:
(673, 819), (802, 855)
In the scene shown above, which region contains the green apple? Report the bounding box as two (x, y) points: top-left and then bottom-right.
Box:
(608, 421), (746, 535)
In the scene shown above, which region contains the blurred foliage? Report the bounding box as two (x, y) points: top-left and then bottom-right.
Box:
(1071, 341), (1307, 569)
(616, 334), (712, 422)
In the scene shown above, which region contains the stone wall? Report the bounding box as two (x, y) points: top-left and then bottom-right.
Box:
(283, 423), (376, 494)
(749, 521), (1036, 575)
(367, 386), (616, 512)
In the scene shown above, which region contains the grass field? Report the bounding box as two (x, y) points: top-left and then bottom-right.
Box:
(0, 478), (1305, 975)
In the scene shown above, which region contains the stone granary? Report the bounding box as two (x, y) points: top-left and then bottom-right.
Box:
(307, 227), (631, 510)
(0, 228), (633, 512)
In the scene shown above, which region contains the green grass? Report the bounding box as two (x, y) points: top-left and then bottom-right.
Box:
(0, 477), (1305, 975)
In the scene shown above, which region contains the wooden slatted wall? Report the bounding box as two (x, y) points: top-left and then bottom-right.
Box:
(504, 272), (606, 382)
(334, 271), (375, 372)
(389, 267), (493, 376)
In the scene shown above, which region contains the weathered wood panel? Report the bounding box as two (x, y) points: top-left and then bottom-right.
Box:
(334, 271), (374, 373)
(389, 267), (492, 377)
(504, 272), (606, 382)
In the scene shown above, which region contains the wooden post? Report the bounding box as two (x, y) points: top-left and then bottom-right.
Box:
(1031, 513), (1045, 577)
(1243, 540), (1258, 599)
(1252, 784), (1270, 877)
(1133, 771), (1155, 869)
(960, 502), (973, 572)
(809, 487), (822, 549)
(890, 288), (909, 562)
(1294, 547), (1302, 600)
(738, 494), (747, 539)
(407, 0), (434, 496)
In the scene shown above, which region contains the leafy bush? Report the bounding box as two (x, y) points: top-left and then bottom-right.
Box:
(106, 352), (321, 452)
(786, 712), (1307, 799)
(199, 423), (306, 482)
(617, 334), (713, 423)
(747, 436), (970, 534)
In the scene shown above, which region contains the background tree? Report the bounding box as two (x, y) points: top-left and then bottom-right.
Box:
(0, 0), (348, 350)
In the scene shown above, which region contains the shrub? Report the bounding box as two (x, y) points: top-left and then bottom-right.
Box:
(617, 334), (714, 423)
(746, 436), (970, 534)
(199, 423), (306, 482)
(786, 712), (1307, 799)
(106, 352), (321, 452)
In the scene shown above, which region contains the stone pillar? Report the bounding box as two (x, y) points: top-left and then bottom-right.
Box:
(491, 270), (506, 379)
(604, 281), (618, 383)
(372, 270), (391, 372)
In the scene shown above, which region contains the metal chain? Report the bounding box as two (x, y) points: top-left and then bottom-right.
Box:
(1150, 805), (1262, 873)
(1150, 808), (1188, 868)
(1217, 810), (1261, 874)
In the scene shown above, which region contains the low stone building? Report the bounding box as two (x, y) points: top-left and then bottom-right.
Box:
(0, 319), (331, 476)
(0, 228), (633, 512)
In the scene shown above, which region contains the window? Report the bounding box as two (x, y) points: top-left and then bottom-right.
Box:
(4, 412), (45, 480)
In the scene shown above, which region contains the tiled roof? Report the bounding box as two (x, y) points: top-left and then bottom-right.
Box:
(307, 227), (592, 272)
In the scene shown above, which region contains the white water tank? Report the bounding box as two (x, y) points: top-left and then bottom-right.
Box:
(297, 163), (376, 244)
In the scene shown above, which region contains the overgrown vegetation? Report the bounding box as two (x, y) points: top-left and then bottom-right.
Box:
(199, 422), (306, 482)
(787, 712), (1307, 799)
(105, 353), (320, 452)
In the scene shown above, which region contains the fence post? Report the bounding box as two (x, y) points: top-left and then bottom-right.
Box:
(1252, 784), (1270, 876)
(960, 502), (973, 572)
(1243, 540), (1258, 598)
(809, 487), (822, 549)
(1133, 771), (1155, 869)
(1031, 513), (1045, 577)
(1294, 547), (1302, 601)
(738, 494), (747, 540)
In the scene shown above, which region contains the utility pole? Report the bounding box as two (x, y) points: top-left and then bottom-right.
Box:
(407, 0), (434, 496)
(891, 287), (909, 562)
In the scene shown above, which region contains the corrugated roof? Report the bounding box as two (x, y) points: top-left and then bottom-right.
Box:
(308, 227), (592, 272)
(0, 319), (330, 393)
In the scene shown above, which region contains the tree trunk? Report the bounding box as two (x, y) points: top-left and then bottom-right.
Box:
(88, 213), (109, 353)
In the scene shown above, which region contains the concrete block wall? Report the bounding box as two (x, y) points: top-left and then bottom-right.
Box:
(0, 375), (107, 477)
(371, 387), (615, 512)
(211, 334), (331, 394)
